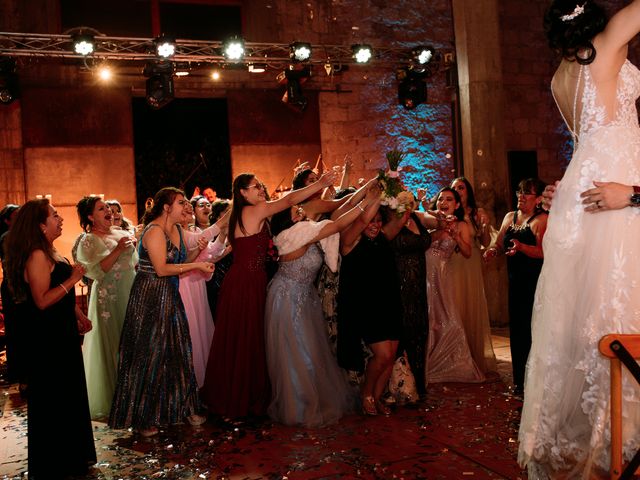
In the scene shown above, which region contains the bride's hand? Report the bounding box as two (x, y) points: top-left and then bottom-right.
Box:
(581, 181), (634, 212)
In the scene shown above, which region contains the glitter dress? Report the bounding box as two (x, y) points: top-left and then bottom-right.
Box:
(201, 226), (271, 417)
(27, 260), (96, 478)
(388, 213), (431, 395)
(109, 224), (199, 430)
(519, 60), (640, 479)
(76, 228), (138, 418)
(265, 243), (356, 427)
(425, 235), (484, 384)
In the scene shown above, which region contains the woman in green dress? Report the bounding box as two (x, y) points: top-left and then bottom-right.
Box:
(76, 196), (138, 418)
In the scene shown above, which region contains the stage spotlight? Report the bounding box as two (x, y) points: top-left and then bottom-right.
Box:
(352, 44), (373, 64)
(73, 34), (95, 56)
(222, 37), (245, 62)
(412, 46), (434, 66)
(397, 67), (426, 110)
(248, 64), (266, 73)
(290, 42), (312, 62)
(97, 66), (112, 81)
(143, 62), (174, 109)
(155, 36), (176, 58)
(0, 58), (18, 105)
(210, 70), (221, 80)
(277, 66), (311, 112)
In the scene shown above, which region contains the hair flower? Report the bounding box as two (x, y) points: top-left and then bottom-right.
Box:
(560, 3), (585, 22)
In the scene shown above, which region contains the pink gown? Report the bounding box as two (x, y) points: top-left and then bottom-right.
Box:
(178, 229), (226, 388)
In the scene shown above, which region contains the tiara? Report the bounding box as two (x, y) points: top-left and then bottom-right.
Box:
(560, 3), (586, 22)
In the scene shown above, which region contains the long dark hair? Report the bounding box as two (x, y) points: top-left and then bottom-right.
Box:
(292, 169), (314, 191)
(544, 0), (607, 65)
(209, 199), (230, 224)
(451, 177), (479, 230)
(270, 208), (296, 238)
(432, 187), (465, 221)
(76, 196), (102, 233)
(140, 187), (185, 226)
(4, 199), (55, 303)
(229, 173), (256, 244)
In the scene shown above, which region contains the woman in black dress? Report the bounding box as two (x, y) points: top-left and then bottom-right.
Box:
(484, 178), (548, 394)
(337, 201), (401, 416)
(4, 199), (96, 479)
(382, 199), (433, 398)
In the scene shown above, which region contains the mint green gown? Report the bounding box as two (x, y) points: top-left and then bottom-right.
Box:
(76, 228), (138, 418)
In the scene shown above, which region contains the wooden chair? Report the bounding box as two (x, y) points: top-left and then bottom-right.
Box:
(599, 334), (640, 480)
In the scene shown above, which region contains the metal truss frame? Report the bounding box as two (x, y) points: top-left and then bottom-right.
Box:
(0, 32), (430, 69)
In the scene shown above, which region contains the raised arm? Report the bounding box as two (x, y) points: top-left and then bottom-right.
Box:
(340, 197), (382, 256)
(338, 155), (353, 191)
(257, 170), (339, 218)
(330, 177), (376, 220)
(597, 0), (640, 58)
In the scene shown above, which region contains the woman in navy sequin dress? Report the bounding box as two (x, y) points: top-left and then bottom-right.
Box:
(109, 187), (222, 436)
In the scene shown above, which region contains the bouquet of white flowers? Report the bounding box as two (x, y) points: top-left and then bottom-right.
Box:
(378, 149), (415, 216)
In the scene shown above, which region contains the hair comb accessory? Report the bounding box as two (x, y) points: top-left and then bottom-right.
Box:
(560, 3), (586, 22)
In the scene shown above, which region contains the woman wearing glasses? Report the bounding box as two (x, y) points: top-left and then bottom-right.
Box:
(484, 178), (547, 395)
(202, 171), (338, 418)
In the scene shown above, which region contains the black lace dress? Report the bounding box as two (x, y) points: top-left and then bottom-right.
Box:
(388, 213), (431, 395)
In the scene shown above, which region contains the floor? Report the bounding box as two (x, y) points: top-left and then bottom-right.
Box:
(0, 330), (526, 480)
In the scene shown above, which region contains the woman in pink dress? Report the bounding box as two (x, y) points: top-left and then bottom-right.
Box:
(201, 170), (338, 418)
(177, 202), (227, 387)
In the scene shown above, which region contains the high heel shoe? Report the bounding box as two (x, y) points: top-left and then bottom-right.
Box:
(362, 395), (378, 416)
(375, 400), (391, 416)
(139, 426), (159, 437)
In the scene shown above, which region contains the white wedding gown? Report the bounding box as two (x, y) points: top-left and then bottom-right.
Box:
(518, 59), (640, 479)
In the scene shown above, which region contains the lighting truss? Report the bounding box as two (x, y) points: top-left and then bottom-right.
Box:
(0, 32), (430, 69)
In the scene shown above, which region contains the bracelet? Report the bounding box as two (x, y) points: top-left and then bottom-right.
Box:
(357, 203), (366, 213)
(59, 283), (69, 294)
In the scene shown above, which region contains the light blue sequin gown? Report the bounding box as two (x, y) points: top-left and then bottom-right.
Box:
(265, 243), (356, 427)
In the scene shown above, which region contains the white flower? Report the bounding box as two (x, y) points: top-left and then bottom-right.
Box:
(387, 170), (399, 178)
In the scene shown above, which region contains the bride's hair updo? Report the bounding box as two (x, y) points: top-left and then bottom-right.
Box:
(544, 1), (607, 65)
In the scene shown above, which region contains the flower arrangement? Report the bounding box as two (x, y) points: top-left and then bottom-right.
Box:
(377, 149), (415, 215)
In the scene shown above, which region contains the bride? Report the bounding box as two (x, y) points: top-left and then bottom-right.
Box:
(518, 1), (640, 478)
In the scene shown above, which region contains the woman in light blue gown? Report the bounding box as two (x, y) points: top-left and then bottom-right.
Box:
(264, 186), (379, 427)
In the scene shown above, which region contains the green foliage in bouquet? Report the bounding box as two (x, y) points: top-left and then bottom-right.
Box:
(385, 148), (407, 172)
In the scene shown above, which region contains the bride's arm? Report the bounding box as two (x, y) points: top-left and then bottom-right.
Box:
(594, 1), (640, 67)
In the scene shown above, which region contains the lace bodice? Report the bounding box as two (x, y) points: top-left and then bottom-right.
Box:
(554, 60), (640, 142)
(581, 60), (640, 135)
(275, 243), (323, 284)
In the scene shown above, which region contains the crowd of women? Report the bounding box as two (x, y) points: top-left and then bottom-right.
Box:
(0, 164), (551, 477)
